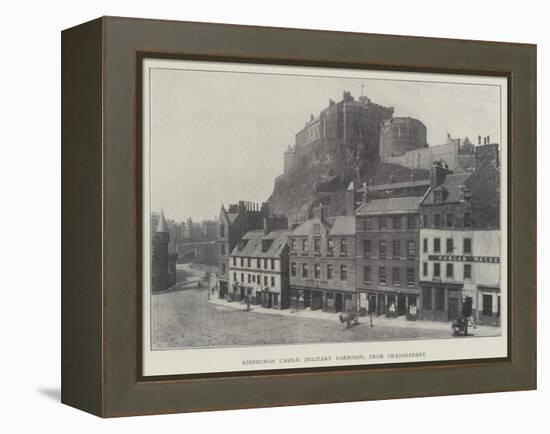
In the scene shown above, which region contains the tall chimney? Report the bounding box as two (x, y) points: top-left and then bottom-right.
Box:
(345, 181), (355, 216)
(313, 205), (326, 222)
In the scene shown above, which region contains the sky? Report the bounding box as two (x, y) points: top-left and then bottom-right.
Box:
(149, 63), (503, 222)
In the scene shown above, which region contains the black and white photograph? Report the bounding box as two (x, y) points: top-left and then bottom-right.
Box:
(141, 59), (507, 376)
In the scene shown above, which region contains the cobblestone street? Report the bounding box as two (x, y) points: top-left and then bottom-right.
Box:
(151, 286), (501, 349)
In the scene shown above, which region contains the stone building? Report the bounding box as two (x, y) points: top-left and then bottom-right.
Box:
(151, 211), (177, 292)
(216, 201), (287, 299)
(288, 207), (357, 313)
(291, 91), (394, 165)
(354, 195), (423, 318)
(418, 143), (501, 324)
(228, 226), (290, 309)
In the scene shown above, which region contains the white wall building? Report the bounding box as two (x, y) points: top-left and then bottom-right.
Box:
(228, 229), (290, 309)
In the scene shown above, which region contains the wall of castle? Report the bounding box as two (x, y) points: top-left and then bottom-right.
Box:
(387, 142), (459, 171)
(380, 117), (428, 162)
(283, 150), (296, 174)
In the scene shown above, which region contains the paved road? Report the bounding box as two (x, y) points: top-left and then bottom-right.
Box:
(151, 288), (483, 349)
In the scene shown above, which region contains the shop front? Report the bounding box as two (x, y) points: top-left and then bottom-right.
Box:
(358, 289), (419, 319)
(477, 286), (500, 326)
(419, 282), (463, 322)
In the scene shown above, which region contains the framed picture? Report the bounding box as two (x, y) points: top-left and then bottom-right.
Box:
(62, 16), (536, 417)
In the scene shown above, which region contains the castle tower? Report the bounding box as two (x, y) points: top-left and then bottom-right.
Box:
(152, 210), (170, 292)
(379, 117), (428, 162)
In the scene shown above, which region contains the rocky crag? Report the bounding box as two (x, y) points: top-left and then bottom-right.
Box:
(267, 92), (429, 221)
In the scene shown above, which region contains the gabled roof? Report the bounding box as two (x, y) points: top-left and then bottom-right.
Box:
(329, 216), (355, 236)
(230, 230), (289, 258)
(421, 173), (471, 205)
(289, 218), (332, 237)
(355, 196), (421, 216)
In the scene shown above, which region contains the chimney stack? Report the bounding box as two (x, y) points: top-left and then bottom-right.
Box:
(313, 205), (326, 222)
(430, 161), (453, 187)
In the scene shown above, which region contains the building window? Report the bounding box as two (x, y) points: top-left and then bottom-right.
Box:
(256, 258), (261, 268)
(313, 223), (320, 235)
(423, 214), (429, 228)
(464, 212), (472, 227)
(271, 259), (275, 270)
(407, 267), (415, 286)
(327, 238), (334, 255)
(314, 263), (321, 279)
(393, 216), (401, 229)
(340, 265), (347, 281)
(446, 238), (454, 253)
(392, 267), (400, 285)
(247, 274), (251, 283)
(263, 258), (268, 269)
(464, 238), (472, 254)
(314, 238), (320, 253)
(464, 264), (472, 279)
(221, 244), (226, 256)
(247, 258), (251, 268)
(446, 213), (453, 228)
(291, 262), (296, 277)
(434, 262), (441, 278)
(423, 238), (428, 253)
(232, 256), (236, 266)
(302, 239), (308, 253)
(327, 264), (333, 279)
(233, 272), (237, 282)
(434, 214), (441, 228)
(434, 238), (441, 253)
(363, 217), (372, 230)
(423, 261), (428, 277)
(379, 240), (387, 259)
(252, 275), (255, 283)
(264, 276), (268, 287)
(407, 215), (416, 229)
(392, 240), (400, 259)
(379, 266), (387, 284)
(241, 273), (244, 282)
(363, 239), (371, 258)
(363, 266), (371, 284)
(302, 263), (308, 278)
(407, 240), (416, 260)
(221, 263), (226, 276)
(423, 287), (432, 309)
(271, 276), (275, 287)
(435, 288), (445, 311)
(340, 238), (348, 256)
(379, 216), (387, 229)
(240, 257), (244, 267)
(290, 239), (296, 253)
(446, 263), (454, 278)
(220, 224), (225, 238)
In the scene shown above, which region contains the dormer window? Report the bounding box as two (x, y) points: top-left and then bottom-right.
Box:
(262, 239), (273, 252)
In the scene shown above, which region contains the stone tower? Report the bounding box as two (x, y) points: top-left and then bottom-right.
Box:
(152, 210), (170, 292)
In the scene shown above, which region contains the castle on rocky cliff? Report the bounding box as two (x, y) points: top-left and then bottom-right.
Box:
(283, 91), (488, 176)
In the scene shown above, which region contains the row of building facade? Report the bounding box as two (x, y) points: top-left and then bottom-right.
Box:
(213, 143), (501, 325)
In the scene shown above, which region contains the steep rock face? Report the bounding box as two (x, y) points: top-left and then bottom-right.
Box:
(267, 139), (429, 221)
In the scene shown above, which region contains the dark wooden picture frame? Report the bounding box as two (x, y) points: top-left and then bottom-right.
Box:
(61, 16), (536, 417)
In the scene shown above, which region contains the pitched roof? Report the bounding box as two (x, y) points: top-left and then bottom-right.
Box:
(290, 219), (332, 237)
(230, 230), (289, 258)
(421, 173), (471, 205)
(329, 216), (355, 236)
(157, 210), (169, 232)
(355, 196), (421, 216)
